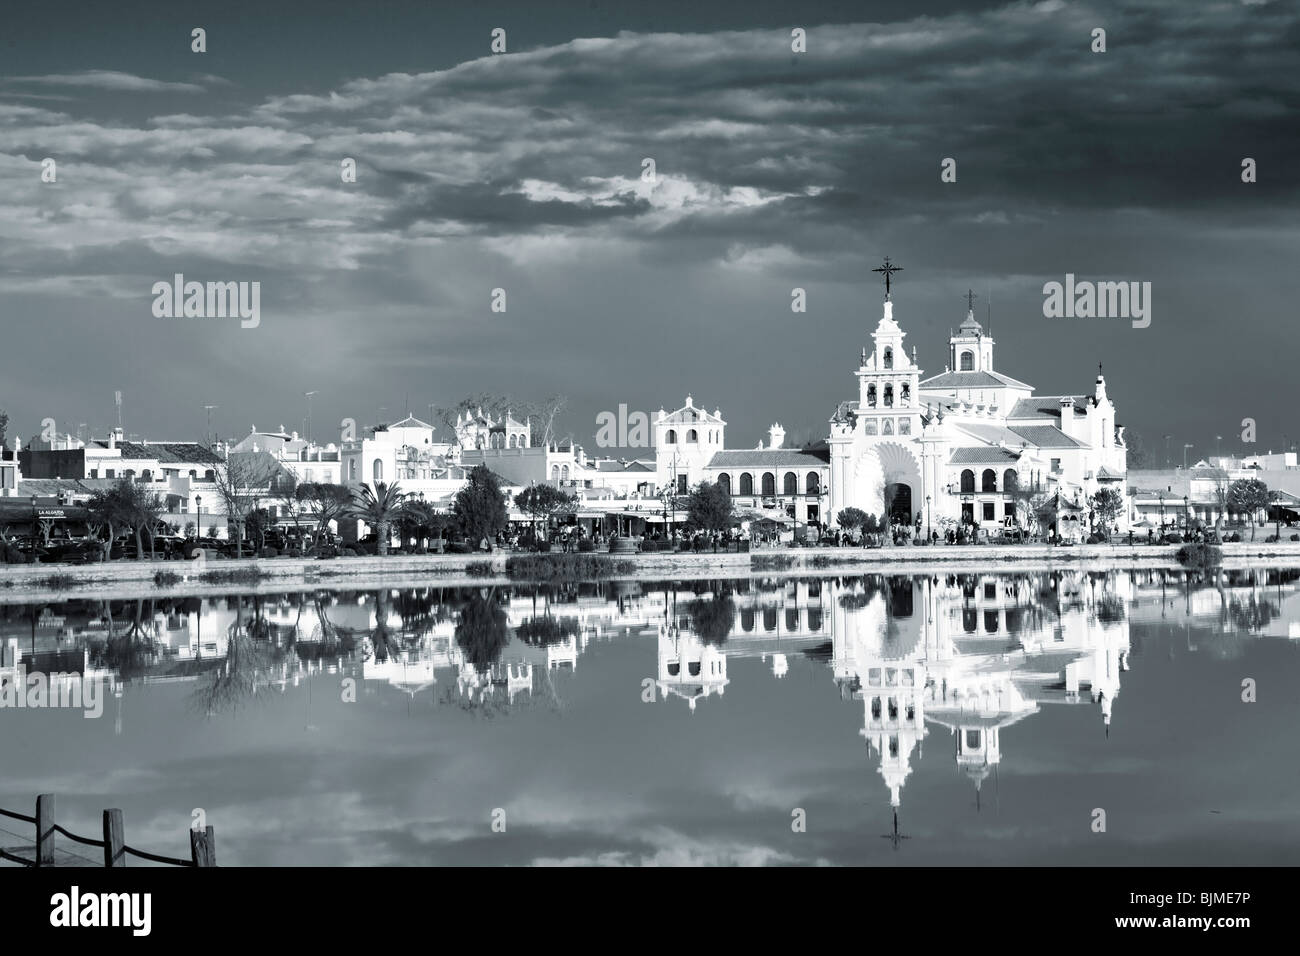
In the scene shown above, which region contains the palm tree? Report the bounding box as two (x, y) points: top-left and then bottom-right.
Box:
(348, 481), (408, 555)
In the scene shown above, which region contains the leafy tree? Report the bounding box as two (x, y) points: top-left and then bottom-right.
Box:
(837, 507), (869, 534)
(1091, 487), (1124, 538)
(454, 464), (509, 549)
(245, 507), (274, 549)
(1228, 477), (1270, 541)
(685, 481), (733, 542)
(297, 482), (352, 536)
(514, 484), (577, 542)
(348, 481), (408, 555)
(86, 478), (164, 561)
(396, 498), (450, 552)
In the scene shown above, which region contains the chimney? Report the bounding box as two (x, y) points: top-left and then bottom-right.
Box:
(768, 423), (785, 449)
(292, 431), (299, 441)
(1058, 397), (1074, 426)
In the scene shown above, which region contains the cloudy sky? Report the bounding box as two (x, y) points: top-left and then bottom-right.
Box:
(1, 0), (1296, 460)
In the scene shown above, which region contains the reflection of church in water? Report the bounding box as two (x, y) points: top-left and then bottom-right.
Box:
(645, 572), (1134, 815)
(831, 572), (1131, 812)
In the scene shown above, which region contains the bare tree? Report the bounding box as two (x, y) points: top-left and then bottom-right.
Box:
(211, 455), (280, 558)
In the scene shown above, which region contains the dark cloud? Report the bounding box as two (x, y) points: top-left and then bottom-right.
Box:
(0, 0), (1296, 453)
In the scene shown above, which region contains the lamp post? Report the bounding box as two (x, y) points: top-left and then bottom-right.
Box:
(195, 495), (201, 540)
(31, 494), (38, 544)
(1183, 495), (1189, 534)
(926, 494), (931, 543)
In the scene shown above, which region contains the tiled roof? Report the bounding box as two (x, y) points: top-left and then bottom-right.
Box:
(108, 441), (223, 465)
(1006, 425), (1089, 449)
(1006, 396), (1089, 420)
(919, 369), (1034, 390)
(949, 446), (1020, 464)
(707, 447), (830, 469)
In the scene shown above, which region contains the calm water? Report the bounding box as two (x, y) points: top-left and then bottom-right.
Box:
(2, 568), (1299, 866)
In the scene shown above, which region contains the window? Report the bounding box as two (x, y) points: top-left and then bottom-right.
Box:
(960, 469), (975, 493)
(562, 465), (570, 482)
(676, 474), (687, 495)
(508, 435), (516, 448)
(1004, 469), (1018, 491)
(871, 697), (882, 720)
(740, 609), (754, 632)
(551, 464), (560, 481)
(783, 472), (798, 495)
(348, 460), (357, 481)
(901, 382), (910, 404)
(761, 473), (775, 495)
(883, 348), (893, 369)
(865, 419), (878, 435)
(884, 384), (893, 407)
(740, 473), (753, 495)
(962, 608), (977, 632)
(984, 582), (996, 600)
(686, 429), (697, 443)
(960, 351), (974, 371)
(982, 469), (997, 492)
(965, 730), (982, 750)
(305, 468), (314, 482)
(105, 469), (115, 479)
(665, 429), (677, 444)
(899, 418), (910, 435)
(867, 384), (877, 407)
(372, 459), (383, 481)
(984, 610), (999, 633)
(786, 609), (799, 631)
(1051, 458), (1062, 473)
(806, 473), (819, 494)
(1004, 503), (1015, 519)
(763, 608), (777, 632)
(882, 419), (894, 435)
(718, 473), (731, 495)
(89, 469), (98, 479)
(982, 502), (995, 521)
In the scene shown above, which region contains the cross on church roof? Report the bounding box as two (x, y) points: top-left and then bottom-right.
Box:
(872, 257), (903, 298)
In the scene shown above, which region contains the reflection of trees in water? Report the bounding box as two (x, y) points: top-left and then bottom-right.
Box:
(190, 596), (274, 716)
(455, 590), (511, 670)
(369, 590), (403, 663)
(688, 593), (735, 645)
(515, 615), (576, 647)
(87, 598), (160, 679)
(1228, 597), (1278, 633)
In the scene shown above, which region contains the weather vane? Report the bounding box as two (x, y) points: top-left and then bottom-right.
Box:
(872, 257), (903, 298)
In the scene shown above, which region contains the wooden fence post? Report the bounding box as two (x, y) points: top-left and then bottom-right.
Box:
(102, 809), (125, 867)
(190, 825), (216, 867)
(35, 794), (55, 867)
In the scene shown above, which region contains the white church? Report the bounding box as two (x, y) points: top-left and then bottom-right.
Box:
(650, 262), (1129, 538)
(825, 264), (1128, 537)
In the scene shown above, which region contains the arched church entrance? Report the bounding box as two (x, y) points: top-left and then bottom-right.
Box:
(886, 483), (913, 527)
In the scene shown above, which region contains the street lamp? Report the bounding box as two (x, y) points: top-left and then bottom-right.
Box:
(195, 495), (201, 540)
(926, 494), (931, 543)
(1183, 495), (1189, 534)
